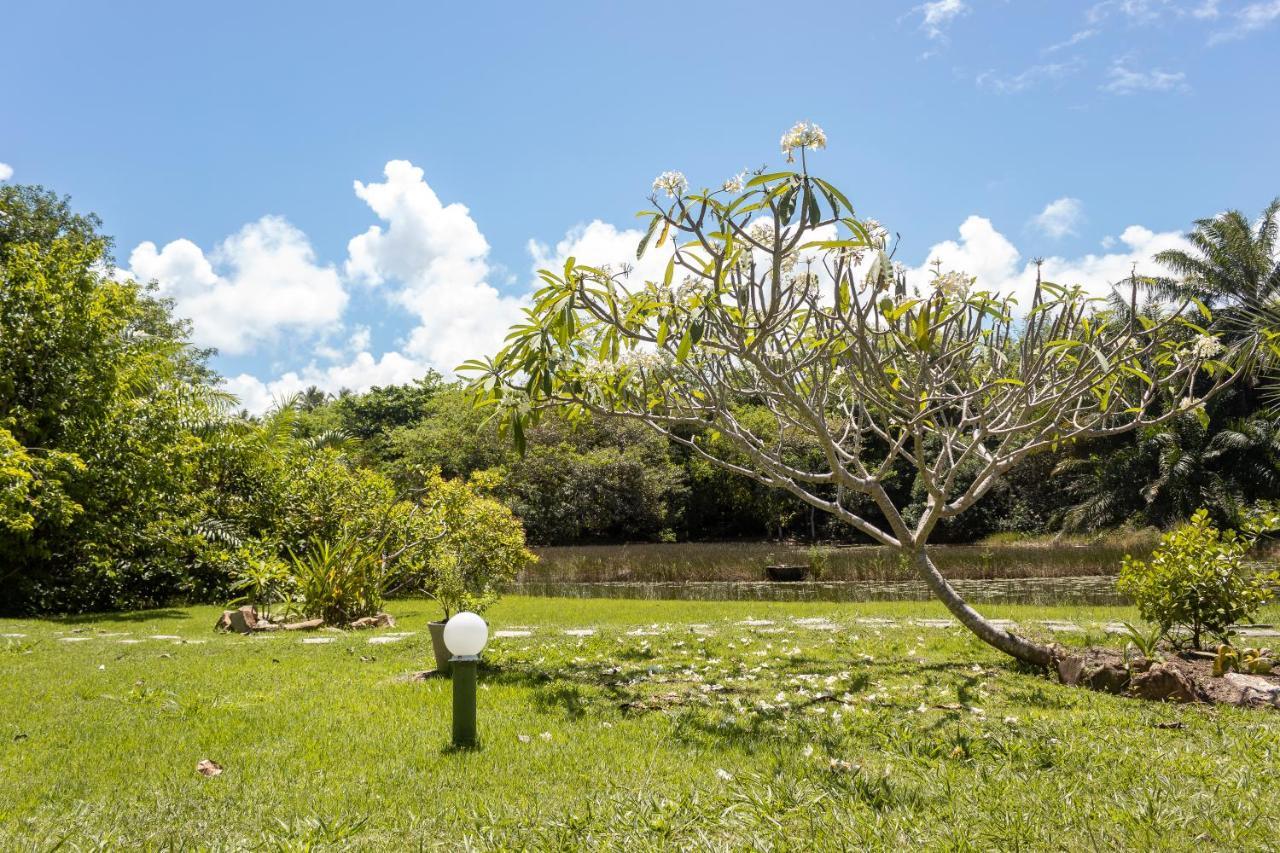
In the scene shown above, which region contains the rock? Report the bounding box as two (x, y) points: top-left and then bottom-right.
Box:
(349, 613), (395, 630)
(1057, 655), (1086, 686)
(281, 618), (324, 631)
(1129, 663), (1198, 703)
(214, 606), (258, 634)
(196, 759), (223, 777)
(1223, 672), (1280, 708)
(1083, 662), (1131, 695)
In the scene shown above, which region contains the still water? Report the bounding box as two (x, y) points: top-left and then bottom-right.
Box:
(516, 542), (1140, 605)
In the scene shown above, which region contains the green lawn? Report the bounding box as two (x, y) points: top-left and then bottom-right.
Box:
(2, 596), (1278, 850)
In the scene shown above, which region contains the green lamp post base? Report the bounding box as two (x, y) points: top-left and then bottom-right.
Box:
(451, 655), (478, 747)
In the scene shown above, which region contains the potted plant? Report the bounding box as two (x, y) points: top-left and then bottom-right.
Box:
(424, 483), (536, 671)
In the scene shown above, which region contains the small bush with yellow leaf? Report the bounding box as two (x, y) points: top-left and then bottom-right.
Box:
(1117, 508), (1278, 649)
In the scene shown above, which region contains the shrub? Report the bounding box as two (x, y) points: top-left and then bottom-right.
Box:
(1117, 509), (1278, 649)
(286, 535), (389, 624)
(425, 476), (536, 619)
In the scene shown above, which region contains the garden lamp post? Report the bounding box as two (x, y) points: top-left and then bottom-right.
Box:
(443, 611), (488, 747)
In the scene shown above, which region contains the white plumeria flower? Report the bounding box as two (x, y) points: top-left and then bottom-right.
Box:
(1192, 334), (1224, 359)
(780, 121), (828, 162)
(722, 172), (746, 193)
(716, 768), (733, 781)
(652, 170), (688, 197)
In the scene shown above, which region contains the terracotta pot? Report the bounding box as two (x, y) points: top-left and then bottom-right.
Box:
(428, 621), (452, 673)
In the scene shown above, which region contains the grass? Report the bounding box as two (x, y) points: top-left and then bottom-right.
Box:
(2, 596), (1279, 850)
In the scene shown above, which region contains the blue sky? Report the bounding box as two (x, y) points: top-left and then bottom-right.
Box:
(3, 0), (1277, 410)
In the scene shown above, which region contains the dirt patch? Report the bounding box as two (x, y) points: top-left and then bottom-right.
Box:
(1056, 647), (1280, 709)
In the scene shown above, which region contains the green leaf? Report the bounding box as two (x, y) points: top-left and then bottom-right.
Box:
(637, 216), (660, 260)
(746, 171), (793, 188)
(675, 327), (692, 362)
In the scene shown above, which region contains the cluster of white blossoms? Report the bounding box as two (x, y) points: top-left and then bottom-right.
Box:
(780, 121), (827, 162)
(861, 218), (888, 246)
(1191, 334), (1225, 360)
(619, 349), (674, 374)
(748, 221), (776, 245)
(675, 275), (710, 304)
(722, 172), (746, 193)
(933, 270), (975, 298)
(652, 170), (688, 197)
(789, 270), (822, 300)
(496, 389), (531, 416)
(578, 349), (674, 384)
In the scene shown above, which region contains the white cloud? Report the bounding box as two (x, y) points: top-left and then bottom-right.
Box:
(345, 160), (527, 374)
(128, 216), (347, 354)
(222, 350), (426, 414)
(917, 0), (967, 39)
(977, 61), (1082, 94)
(1032, 197), (1085, 239)
(906, 214), (1191, 307)
(1192, 0), (1222, 19)
(1100, 60), (1187, 94)
(1087, 0), (1176, 25)
(0, 162), (12, 181)
(1043, 28), (1098, 53)
(1209, 0), (1280, 43)
(528, 219), (677, 288)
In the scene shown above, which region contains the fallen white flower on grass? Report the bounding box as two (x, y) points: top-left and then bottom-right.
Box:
(517, 734), (531, 743)
(715, 768), (733, 781)
(539, 731), (552, 741)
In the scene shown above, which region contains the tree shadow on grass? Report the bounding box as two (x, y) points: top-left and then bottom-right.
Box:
(48, 607), (192, 625)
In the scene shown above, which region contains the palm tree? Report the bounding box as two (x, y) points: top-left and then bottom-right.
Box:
(1152, 198), (1279, 336)
(299, 385), (330, 412)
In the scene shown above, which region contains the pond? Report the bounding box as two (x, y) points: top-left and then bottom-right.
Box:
(510, 575), (1128, 606)
(513, 541), (1156, 605)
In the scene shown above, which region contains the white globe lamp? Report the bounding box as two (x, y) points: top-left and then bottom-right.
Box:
(443, 611), (488, 748)
(443, 611), (488, 659)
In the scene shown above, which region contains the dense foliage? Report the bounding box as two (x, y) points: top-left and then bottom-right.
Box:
(0, 186), (532, 615)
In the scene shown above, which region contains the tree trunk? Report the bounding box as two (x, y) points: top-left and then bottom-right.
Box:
(910, 547), (1055, 667)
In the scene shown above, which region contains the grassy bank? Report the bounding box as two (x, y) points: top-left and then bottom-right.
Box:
(2, 596), (1278, 850)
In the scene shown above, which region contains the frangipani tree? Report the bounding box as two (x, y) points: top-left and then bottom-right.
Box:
(463, 123), (1242, 666)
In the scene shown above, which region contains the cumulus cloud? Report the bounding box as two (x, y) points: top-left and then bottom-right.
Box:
(906, 214), (1190, 307)
(1032, 197), (1085, 239)
(527, 219), (677, 288)
(0, 162), (12, 181)
(128, 216), (347, 354)
(221, 350), (426, 414)
(1100, 60), (1187, 94)
(346, 160), (528, 374)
